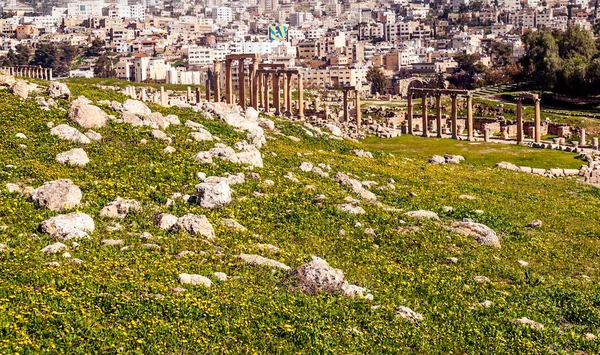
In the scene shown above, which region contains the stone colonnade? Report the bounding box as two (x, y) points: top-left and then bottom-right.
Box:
(1, 66), (53, 80)
(342, 86), (362, 127)
(205, 56), (305, 119)
(255, 68), (304, 119)
(515, 93), (542, 144)
(407, 88), (471, 140)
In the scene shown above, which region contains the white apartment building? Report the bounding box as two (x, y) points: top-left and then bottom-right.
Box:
(67, 0), (105, 19)
(188, 45), (227, 66)
(303, 66), (368, 90)
(211, 6), (232, 23)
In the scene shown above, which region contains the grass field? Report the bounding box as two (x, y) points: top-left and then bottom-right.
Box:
(0, 80), (599, 354)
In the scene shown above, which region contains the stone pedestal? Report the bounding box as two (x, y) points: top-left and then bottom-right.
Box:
(407, 93), (413, 135)
(580, 128), (586, 146)
(534, 97), (541, 143)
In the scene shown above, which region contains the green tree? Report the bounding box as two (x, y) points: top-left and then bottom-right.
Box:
(15, 44), (30, 65)
(448, 54), (487, 89)
(30, 43), (58, 70)
(488, 40), (513, 67)
(93, 55), (115, 78)
(366, 66), (387, 94)
(84, 38), (105, 57)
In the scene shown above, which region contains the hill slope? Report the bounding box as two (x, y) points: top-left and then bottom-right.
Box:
(1, 79), (600, 354)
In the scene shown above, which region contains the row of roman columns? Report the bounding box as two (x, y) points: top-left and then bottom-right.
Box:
(2, 66), (53, 80)
(342, 87), (362, 127)
(407, 89), (472, 140)
(205, 56), (305, 119)
(515, 94), (542, 144)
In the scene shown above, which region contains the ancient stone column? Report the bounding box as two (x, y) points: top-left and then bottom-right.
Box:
(196, 87), (201, 104)
(250, 60), (259, 108)
(257, 72), (263, 108)
(160, 86), (166, 106)
(466, 93), (473, 141)
(238, 59), (246, 108)
(534, 97), (541, 143)
(484, 128), (490, 142)
(435, 92), (442, 138)
(281, 73), (288, 114)
(298, 73), (304, 120)
(516, 97), (523, 144)
(421, 94), (428, 137)
(214, 61), (221, 103)
(343, 89), (349, 122)
(225, 60), (232, 104)
(407, 92), (413, 135)
(141, 88), (147, 102)
(450, 94), (458, 138)
(205, 78), (211, 101)
(286, 72), (292, 116)
(187, 86), (192, 103)
(131, 86), (137, 99)
(355, 89), (361, 128)
(593, 137), (598, 150)
(273, 73), (281, 115)
(580, 128), (586, 146)
(264, 73), (270, 112)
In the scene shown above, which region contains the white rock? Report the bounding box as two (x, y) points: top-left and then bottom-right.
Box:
(337, 204), (366, 215)
(31, 179), (82, 211)
(101, 239), (124, 246)
(99, 198), (141, 218)
(299, 162), (314, 172)
(514, 317), (544, 330)
(122, 99), (152, 115)
(56, 148), (89, 166)
(177, 214), (215, 238)
(50, 124), (91, 144)
(405, 210), (440, 220)
(178, 273), (212, 287)
(85, 130), (102, 141)
(213, 272), (228, 281)
(68, 97), (109, 129)
(47, 82), (71, 99)
(41, 242), (68, 254)
(450, 221), (500, 248)
(151, 130), (168, 140)
(239, 253), (290, 270)
(15, 133), (26, 139)
(396, 306), (423, 322)
(40, 212), (95, 240)
(221, 218), (247, 231)
(163, 146), (176, 154)
(154, 213), (178, 230)
(196, 180), (232, 209)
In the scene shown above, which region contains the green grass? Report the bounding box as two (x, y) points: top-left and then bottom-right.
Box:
(0, 80), (599, 353)
(363, 135), (584, 169)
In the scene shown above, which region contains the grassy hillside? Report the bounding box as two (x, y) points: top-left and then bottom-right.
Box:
(1, 81), (600, 354)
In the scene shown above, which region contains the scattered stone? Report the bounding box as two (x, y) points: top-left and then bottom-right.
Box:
(480, 300), (493, 308)
(140, 232), (153, 240)
(154, 213), (178, 230)
(40, 212), (95, 240)
(473, 275), (490, 283)
(50, 124), (91, 144)
(290, 256), (369, 299)
(584, 333), (597, 340)
(177, 214), (215, 239)
(442, 206), (453, 212)
(178, 273), (212, 287)
(239, 253), (290, 270)
(45, 261), (61, 267)
(445, 154), (465, 164)
(459, 194), (476, 200)
(85, 130), (102, 141)
(257, 243), (280, 253)
(122, 99), (152, 116)
(396, 306), (423, 322)
(450, 221), (500, 248)
(163, 146), (176, 154)
(175, 250), (195, 258)
(517, 260), (529, 267)
(99, 198), (141, 219)
(15, 132), (26, 139)
(514, 317), (544, 330)
(196, 180), (232, 209)
(151, 130), (168, 141)
(47, 82), (71, 99)
(56, 148), (89, 167)
(213, 272), (228, 281)
(68, 97), (109, 129)
(428, 155), (446, 164)
(473, 209), (484, 215)
(337, 204), (366, 215)
(41, 242), (68, 254)
(299, 162), (314, 172)
(101, 239), (124, 247)
(172, 287), (187, 294)
(405, 210), (440, 220)
(11, 80), (35, 99)
(192, 151), (213, 164)
(142, 243), (161, 250)
(31, 179), (82, 211)
(221, 218), (246, 231)
(350, 149), (373, 158)
(528, 220), (542, 228)
(447, 257), (458, 264)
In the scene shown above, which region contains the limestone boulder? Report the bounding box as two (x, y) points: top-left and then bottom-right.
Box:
(68, 97), (109, 129)
(176, 214), (215, 238)
(50, 124), (91, 144)
(196, 180), (232, 209)
(31, 179), (82, 211)
(40, 212), (95, 240)
(122, 99), (152, 116)
(290, 257), (369, 298)
(47, 82), (71, 99)
(405, 210), (440, 220)
(56, 148), (89, 166)
(154, 213), (178, 230)
(99, 198), (141, 218)
(192, 151), (213, 164)
(451, 220), (500, 248)
(239, 253), (290, 270)
(41, 242), (68, 254)
(428, 155), (446, 164)
(178, 274), (212, 287)
(11, 80), (35, 99)
(396, 306), (424, 322)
